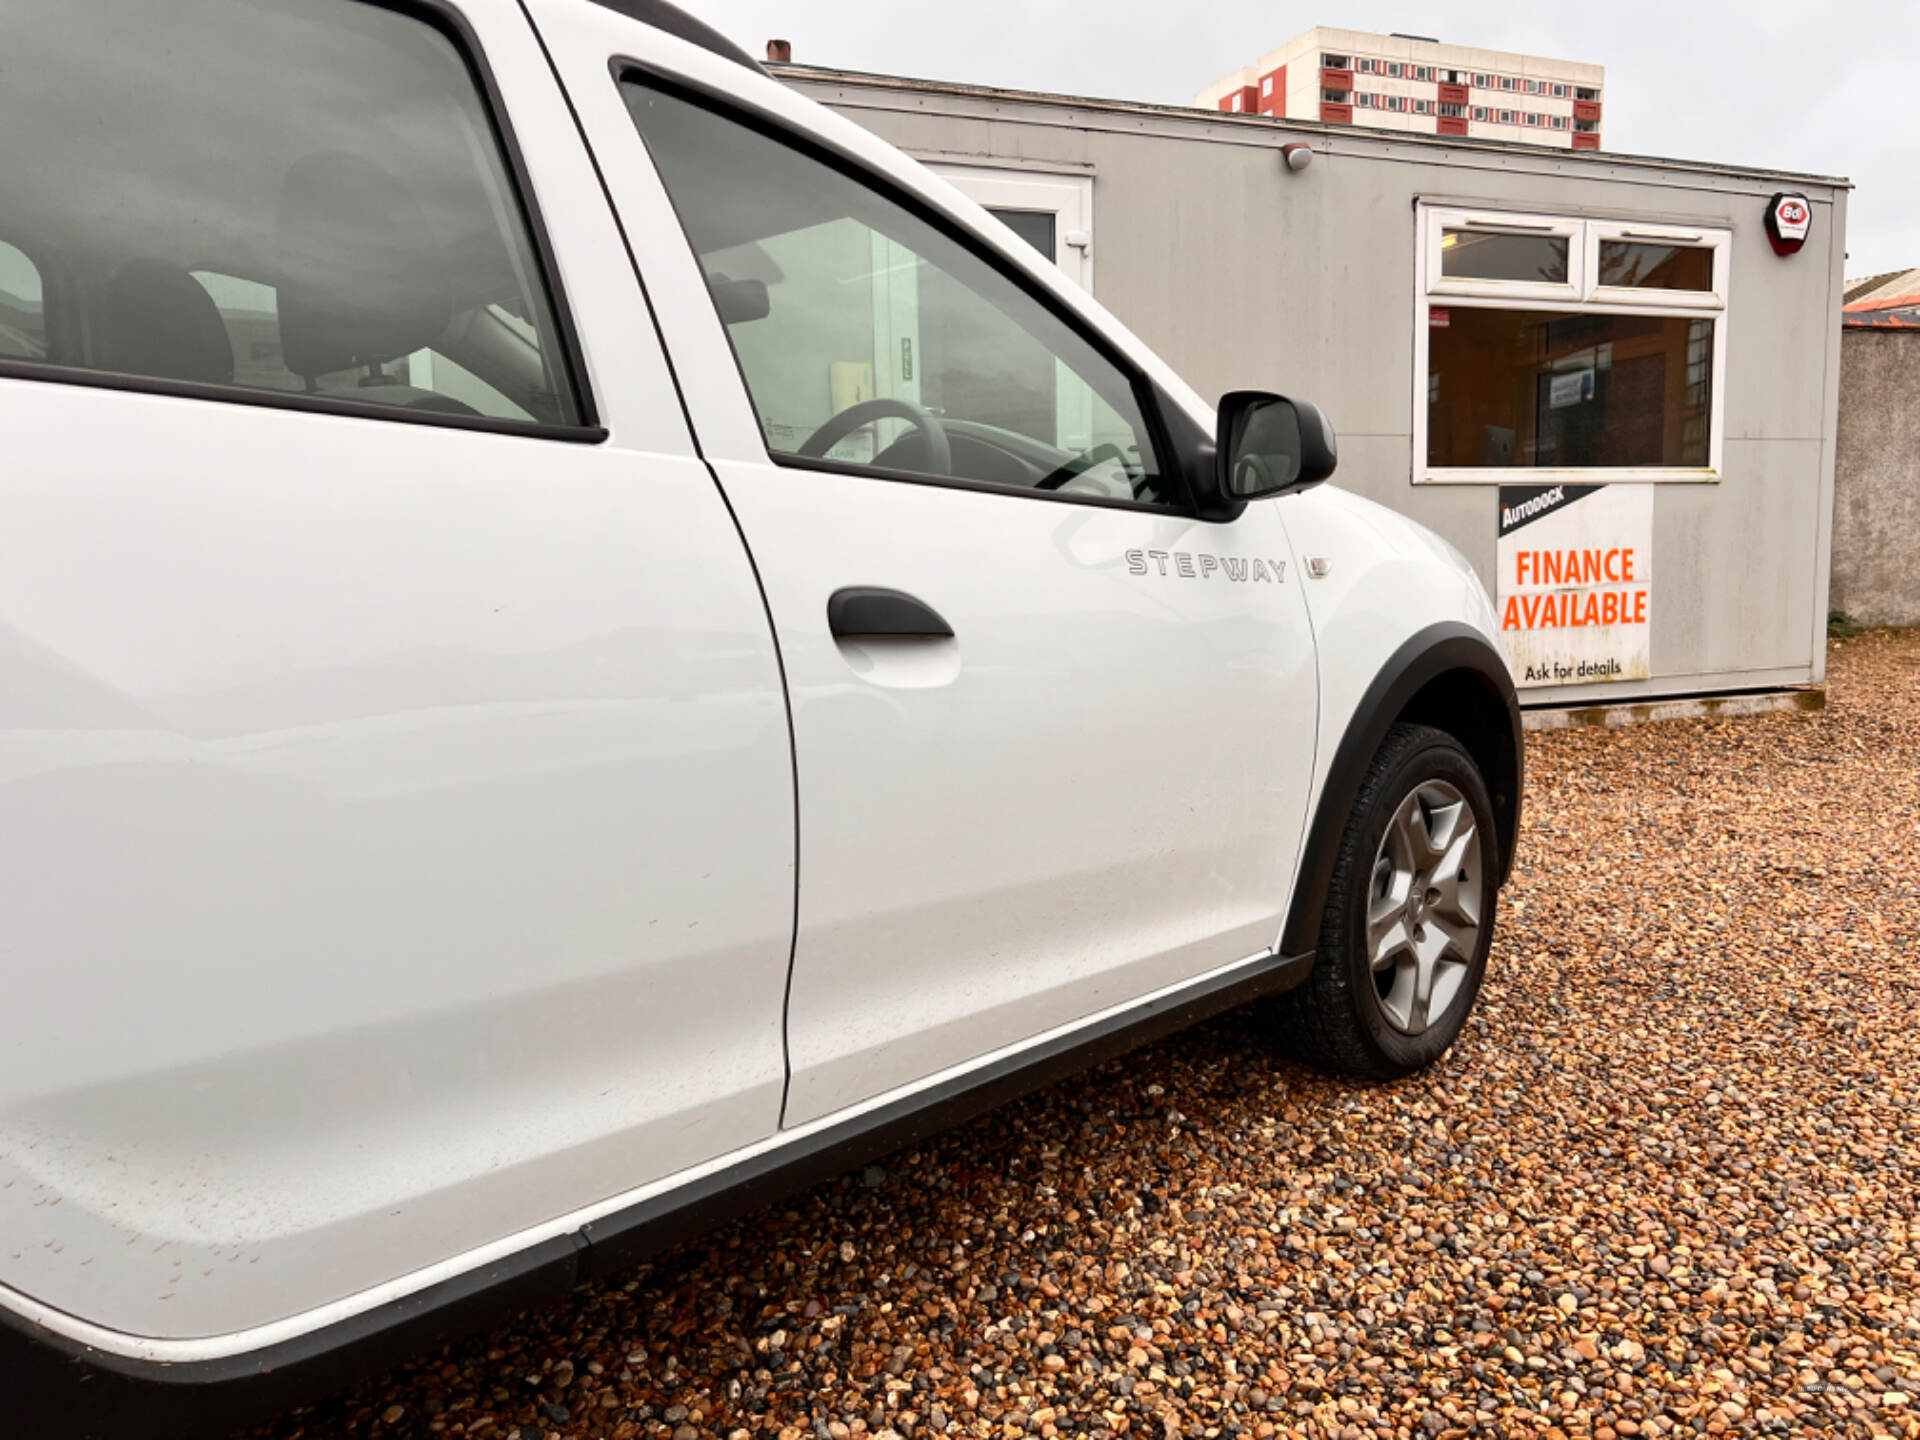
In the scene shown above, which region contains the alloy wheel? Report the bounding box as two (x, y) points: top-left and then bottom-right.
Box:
(1365, 779), (1482, 1036)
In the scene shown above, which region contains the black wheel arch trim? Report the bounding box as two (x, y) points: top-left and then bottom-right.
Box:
(1280, 621), (1524, 958)
(0, 948), (1314, 1439)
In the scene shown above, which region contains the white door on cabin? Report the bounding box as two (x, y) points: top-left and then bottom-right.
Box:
(927, 165), (1094, 291)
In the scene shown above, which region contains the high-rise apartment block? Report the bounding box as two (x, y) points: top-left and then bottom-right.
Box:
(1197, 27), (1603, 149)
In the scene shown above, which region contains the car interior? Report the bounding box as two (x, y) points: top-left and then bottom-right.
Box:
(0, 0), (579, 429)
(625, 80), (1178, 507)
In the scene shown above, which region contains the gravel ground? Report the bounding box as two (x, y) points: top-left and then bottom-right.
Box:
(253, 630), (1920, 1440)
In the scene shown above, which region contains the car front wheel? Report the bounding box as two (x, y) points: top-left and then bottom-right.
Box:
(1274, 722), (1500, 1079)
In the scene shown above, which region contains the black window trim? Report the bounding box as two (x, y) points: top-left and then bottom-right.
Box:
(614, 62), (1205, 519)
(0, 356), (608, 443)
(0, 0), (608, 445)
(769, 450), (1192, 517)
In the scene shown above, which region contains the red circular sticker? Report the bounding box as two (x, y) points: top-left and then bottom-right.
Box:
(1766, 192), (1812, 255)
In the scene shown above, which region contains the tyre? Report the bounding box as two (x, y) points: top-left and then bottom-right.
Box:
(1274, 722), (1499, 1079)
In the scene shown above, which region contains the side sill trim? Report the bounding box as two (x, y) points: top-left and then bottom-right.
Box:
(1, 948), (1313, 1440)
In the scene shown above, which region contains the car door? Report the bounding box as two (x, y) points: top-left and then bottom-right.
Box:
(533, 5), (1319, 1127)
(0, 0), (793, 1345)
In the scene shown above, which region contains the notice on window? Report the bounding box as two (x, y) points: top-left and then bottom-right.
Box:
(1496, 484), (1652, 688)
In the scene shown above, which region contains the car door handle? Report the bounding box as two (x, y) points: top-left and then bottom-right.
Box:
(826, 586), (955, 640)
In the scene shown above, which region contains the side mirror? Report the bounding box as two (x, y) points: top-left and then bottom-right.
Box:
(1212, 392), (1337, 513)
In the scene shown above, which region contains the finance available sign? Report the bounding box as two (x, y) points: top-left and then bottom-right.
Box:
(1496, 484), (1653, 688)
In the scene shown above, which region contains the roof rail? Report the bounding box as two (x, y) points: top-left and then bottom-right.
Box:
(587, 0), (764, 72)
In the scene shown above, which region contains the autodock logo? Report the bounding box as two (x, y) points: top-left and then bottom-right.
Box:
(1499, 484), (1580, 533)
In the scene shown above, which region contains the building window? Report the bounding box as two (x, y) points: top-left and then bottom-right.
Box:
(1417, 209), (1731, 484)
(1472, 106), (1488, 121)
(1356, 58), (1375, 74)
(1262, 76), (1273, 95)
(1473, 72), (1491, 87)
(1595, 236), (1718, 293)
(1439, 101), (1466, 118)
(1500, 76), (1517, 91)
(1323, 87), (1351, 103)
(1574, 118), (1598, 132)
(1551, 83), (1568, 97)
(1499, 109), (1516, 123)
(1576, 86), (1599, 101)
(1322, 52), (1349, 68)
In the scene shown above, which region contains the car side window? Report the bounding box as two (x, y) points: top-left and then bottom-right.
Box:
(624, 83), (1174, 508)
(2, 0), (584, 429)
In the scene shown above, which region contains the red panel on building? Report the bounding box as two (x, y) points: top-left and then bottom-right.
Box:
(1573, 99), (1602, 122)
(1438, 115), (1469, 137)
(1217, 85), (1258, 115)
(1572, 132), (1600, 150)
(1320, 66), (1353, 89)
(1437, 82), (1468, 105)
(1320, 100), (1353, 124)
(1258, 64), (1286, 116)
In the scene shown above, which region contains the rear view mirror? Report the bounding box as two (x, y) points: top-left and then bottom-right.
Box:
(1219, 391), (1338, 501)
(708, 273), (770, 325)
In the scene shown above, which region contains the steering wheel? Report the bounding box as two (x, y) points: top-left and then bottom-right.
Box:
(798, 397), (952, 476)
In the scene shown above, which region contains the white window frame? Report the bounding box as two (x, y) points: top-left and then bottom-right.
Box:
(1414, 205), (1731, 485)
(925, 163), (1094, 292)
(1425, 208), (1585, 305)
(1587, 220), (1729, 310)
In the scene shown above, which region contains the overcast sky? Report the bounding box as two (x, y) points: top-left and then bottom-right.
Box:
(693, 0), (1919, 279)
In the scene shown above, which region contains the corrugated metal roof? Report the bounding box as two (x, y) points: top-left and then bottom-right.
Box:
(1843, 271), (1920, 329)
(1843, 269), (1909, 304)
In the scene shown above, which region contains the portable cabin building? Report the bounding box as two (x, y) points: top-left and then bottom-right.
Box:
(785, 65), (1849, 709)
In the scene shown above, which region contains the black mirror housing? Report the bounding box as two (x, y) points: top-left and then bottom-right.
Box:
(1206, 391), (1337, 517)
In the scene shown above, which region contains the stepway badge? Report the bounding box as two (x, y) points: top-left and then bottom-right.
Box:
(1496, 484), (1653, 688)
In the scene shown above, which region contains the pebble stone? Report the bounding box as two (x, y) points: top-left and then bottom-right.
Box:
(251, 630), (1920, 1440)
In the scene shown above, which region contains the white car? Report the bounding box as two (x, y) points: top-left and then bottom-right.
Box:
(0, 0), (1521, 1431)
